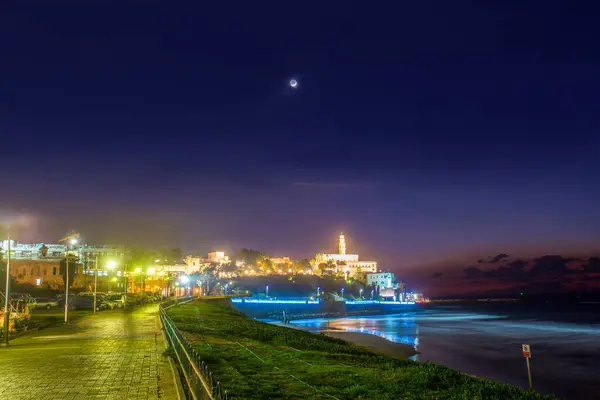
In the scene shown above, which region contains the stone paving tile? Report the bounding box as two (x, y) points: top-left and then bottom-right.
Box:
(0, 304), (178, 399)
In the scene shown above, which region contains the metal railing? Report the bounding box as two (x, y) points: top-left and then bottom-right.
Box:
(159, 298), (230, 400)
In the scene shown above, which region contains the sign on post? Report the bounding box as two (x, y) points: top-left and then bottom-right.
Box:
(522, 344), (531, 358)
(522, 344), (533, 389)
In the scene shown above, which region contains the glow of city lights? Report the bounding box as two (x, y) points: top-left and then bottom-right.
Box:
(134, 267), (141, 273)
(231, 298), (319, 305)
(70, 238), (78, 245)
(147, 267), (155, 275)
(106, 260), (117, 269)
(344, 300), (416, 305)
(180, 276), (190, 284)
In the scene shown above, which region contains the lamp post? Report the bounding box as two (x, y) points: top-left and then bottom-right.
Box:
(341, 287), (345, 299)
(93, 254), (98, 315)
(123, 264), (129, 309)
(359, 288), (363, 299)
(317, 286), (321, 297)
(63, 237), (78, 323)
(94, 259), (117, 314)
(107, 261), (117, 293)
(2, 230), (12, 346)
(265, 285), (269, 299)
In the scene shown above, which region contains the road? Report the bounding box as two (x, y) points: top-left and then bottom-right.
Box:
(0, 304), (179, 399)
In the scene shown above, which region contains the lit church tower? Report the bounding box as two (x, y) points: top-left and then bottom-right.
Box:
(339, 233), (346, 255)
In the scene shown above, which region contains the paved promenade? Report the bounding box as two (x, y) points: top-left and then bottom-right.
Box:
(0, 304), (179, 399)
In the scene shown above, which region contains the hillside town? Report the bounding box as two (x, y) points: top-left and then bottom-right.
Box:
(0, 233), (423, 302)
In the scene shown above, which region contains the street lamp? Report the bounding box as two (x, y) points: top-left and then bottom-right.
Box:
(371, 289), (374, 300)
(94, 259), (117, 314)
(179, 276), (189, 297)
(107, 261), (116, 293)
(265, 285), (269, 298)
(341, 288), (345, 299)
(59, 234), (79, 323)
(317, 286), (321, 297)
(2, 228), (12, 346)
(359, 288), (363, 299)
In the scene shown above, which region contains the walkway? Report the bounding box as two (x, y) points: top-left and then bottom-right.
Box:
(0, 304), (179, 400)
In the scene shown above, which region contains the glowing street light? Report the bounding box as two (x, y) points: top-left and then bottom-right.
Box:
(359, 288), (363, 299)
(107, 260), (117, 269)
(147, 267), (155, 275)
(59, 232), (80, 323)
(266, 285), (269, 298)
(341, 288), (345, 299)
(134, 267), (141, 273)
(2, 228), (11, 346)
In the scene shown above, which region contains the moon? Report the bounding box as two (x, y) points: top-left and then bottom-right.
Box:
(289, 79), (298, 88)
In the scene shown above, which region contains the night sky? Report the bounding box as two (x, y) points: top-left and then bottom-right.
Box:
(2, 3), (600, 295)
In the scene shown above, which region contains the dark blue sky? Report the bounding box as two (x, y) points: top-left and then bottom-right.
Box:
(2, 2), (599, 276)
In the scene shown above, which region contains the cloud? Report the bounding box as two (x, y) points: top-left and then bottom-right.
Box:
(583, 257), (600, 273)
(477, 253), (509, 263)
(463, 260), (528, 281)
(529, 255), (574, 276)
(463, 266), (484, 278)
(430, 272), (443, 278)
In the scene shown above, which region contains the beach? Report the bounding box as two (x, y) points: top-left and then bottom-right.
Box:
(326, 331), (417, 358)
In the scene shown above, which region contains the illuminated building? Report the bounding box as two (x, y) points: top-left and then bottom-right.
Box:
(339, 234), (346, 255)
(207, 251), (230, 263)
(367, 272), (405, 299)
(0, 240), (126, 289)
(312, 233), (377, 278)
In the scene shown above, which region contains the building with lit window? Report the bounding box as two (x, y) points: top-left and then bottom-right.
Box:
(0, 240), (127, 289)
(367, 272), (405, 299)
(312, 233), (378, 278)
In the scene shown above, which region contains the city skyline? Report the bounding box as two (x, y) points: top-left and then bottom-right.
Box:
(2, 3), (600, 297)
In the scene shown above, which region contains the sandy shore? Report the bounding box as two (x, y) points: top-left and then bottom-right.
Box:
(325, 331), (417, 359)
(269, 320), (416, 358)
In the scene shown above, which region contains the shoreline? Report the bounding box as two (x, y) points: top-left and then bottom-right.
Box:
(324, 331), (418, 358)
(266, 319), (417, 359)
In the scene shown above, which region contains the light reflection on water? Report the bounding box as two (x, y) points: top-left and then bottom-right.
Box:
(291, 311), (503, 356)
(283, 309), (600, 399)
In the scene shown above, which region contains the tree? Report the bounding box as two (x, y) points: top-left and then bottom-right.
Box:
(326, 259), (337, 271)
(128, 249), (156, 272)
(233, 248), (264, 268)
(296, 258), (312, 273)
(257, 254), (274, 273)
(157, 248), (183, 264)
(0, 252), (15, 291)
(59, 256), (78, 289)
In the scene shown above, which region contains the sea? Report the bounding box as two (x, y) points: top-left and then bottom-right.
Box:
(287, 302), (600, 400)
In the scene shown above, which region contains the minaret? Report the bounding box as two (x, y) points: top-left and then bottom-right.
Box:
(339, 233), (346, 255)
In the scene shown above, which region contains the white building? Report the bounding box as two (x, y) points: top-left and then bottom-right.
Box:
(184, 251), (231, 275)
(367, 272), (405, 298)
(0, 240), (126, 261)
(313, 233), (377, 278)
(207, 251), (229, 263)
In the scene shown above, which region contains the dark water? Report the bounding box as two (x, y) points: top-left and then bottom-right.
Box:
(289, 303), (600, 400)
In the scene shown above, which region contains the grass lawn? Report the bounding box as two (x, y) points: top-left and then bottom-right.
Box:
(28, 308), (89, 330)
(167, 299), (556, 400)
